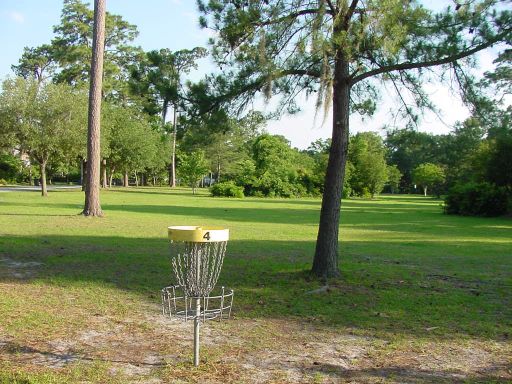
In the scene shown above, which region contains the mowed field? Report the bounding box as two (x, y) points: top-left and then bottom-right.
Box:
(0, 188), (510, 383)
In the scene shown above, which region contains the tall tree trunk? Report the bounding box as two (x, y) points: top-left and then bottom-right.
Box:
(162, 100), (168, 127)
(39, 160), (48, 197)
(170, 105), (177, 187)
(82, 0), (106, 217)
(101, 159), (107, 188)
(81, 160), (87, 191)
(217, 157), (221, 183)
(312, 58), (350, 278)
(424, 186), (427, 196)
(29, 167), (33, 186)
(123, 171), (129, 187)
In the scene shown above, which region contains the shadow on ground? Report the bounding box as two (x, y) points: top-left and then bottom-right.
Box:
(305, 363), (512, 384)
(0, 233), (510, 342)
(0, 340), (164, 368)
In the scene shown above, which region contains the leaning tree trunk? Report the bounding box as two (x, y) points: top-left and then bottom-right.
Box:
(311, 58), (351, 278)
(39, 160), (48, 197)
(82, 0), (106, 217)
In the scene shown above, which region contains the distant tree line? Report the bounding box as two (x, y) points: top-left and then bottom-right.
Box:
(205, 112), (511, 217)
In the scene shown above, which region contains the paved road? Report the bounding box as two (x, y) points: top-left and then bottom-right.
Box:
(0, 185), (82, 192)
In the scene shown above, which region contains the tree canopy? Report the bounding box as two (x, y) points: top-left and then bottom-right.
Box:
(12, 0), (141, 99)
(413, 162), (446, 197)
(0, 78), (87, 196)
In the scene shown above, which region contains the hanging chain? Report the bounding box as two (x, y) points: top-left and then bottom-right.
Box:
(170, 240), (227, 297)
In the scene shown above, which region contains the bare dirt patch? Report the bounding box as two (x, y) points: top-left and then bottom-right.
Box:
(0, 301), (511, 383)
(0, 258), (42, 279)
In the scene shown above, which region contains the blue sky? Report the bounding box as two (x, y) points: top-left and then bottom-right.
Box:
(0, 1), (494, 148)
(0, 1), (212, 76)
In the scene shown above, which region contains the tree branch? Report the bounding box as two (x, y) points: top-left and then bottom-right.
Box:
(325, 0), (337, 15)
(228, 68), (321, 100)
(389, 71), (419, 129)
(343, 0), (360, 31)
(351, 29), (512, 85)
(256, 8), (332, 27)
(189, 67), (322, 118)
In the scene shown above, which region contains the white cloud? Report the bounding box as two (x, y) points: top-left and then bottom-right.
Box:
(8, 10), (25, 24)
(170, 0), (182, 5)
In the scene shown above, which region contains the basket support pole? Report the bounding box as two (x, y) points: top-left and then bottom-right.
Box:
(193, 297), (201, 366)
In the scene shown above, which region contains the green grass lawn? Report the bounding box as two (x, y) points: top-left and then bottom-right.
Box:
(0, 188), (511, 383)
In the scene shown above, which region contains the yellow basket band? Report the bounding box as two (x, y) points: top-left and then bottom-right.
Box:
(168, 226), (229, 243)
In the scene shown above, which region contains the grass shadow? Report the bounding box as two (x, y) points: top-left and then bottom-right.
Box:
(304, 363), (512, 383)
(106, 187), (208, 198)
(0, 340), (165, 368)
(0, 213), (77, 217)
(101, 204), (321, 224)
(0, 235), (510, 341)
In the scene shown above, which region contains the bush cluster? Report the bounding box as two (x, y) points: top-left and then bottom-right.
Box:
(210, 181), (244, 198)
(444, 182), (510, 217)
(0, 153), (23, 183)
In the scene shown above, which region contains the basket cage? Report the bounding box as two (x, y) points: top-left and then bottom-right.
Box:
(161, 285), (234, 322)
(169, 240), (228, 298)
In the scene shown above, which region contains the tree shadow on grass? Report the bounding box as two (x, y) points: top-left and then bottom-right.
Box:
(101, 203), (322, 225)
(83, 200), (511, 235)
(106, 188), (204, 198)
(304, 363), (512, 384)
(0, 340), (165, 368)
(97, 196), (447, 225)
(0, 213), (77, 217)
(0, 200), (80, 210)
(0, 193), (448, 226)
(0, 235), (510, 341)
(227, 198), (323, 206)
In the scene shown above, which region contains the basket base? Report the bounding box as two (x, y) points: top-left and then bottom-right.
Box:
(161, 285), (234, 322)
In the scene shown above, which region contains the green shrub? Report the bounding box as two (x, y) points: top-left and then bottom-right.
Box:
(444, 182), (509, 217)
(0, 178), (7, 186)
(210, 181), (244, 198)
(0, 153), (22, 182)
(342, 185), (352, 199)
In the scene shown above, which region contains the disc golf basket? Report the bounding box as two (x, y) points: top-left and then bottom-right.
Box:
(161, 226), (233, 366)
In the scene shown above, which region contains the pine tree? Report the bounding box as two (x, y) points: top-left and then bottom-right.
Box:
(198, 0), (512, 277)
(82, 0), (106, 217)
